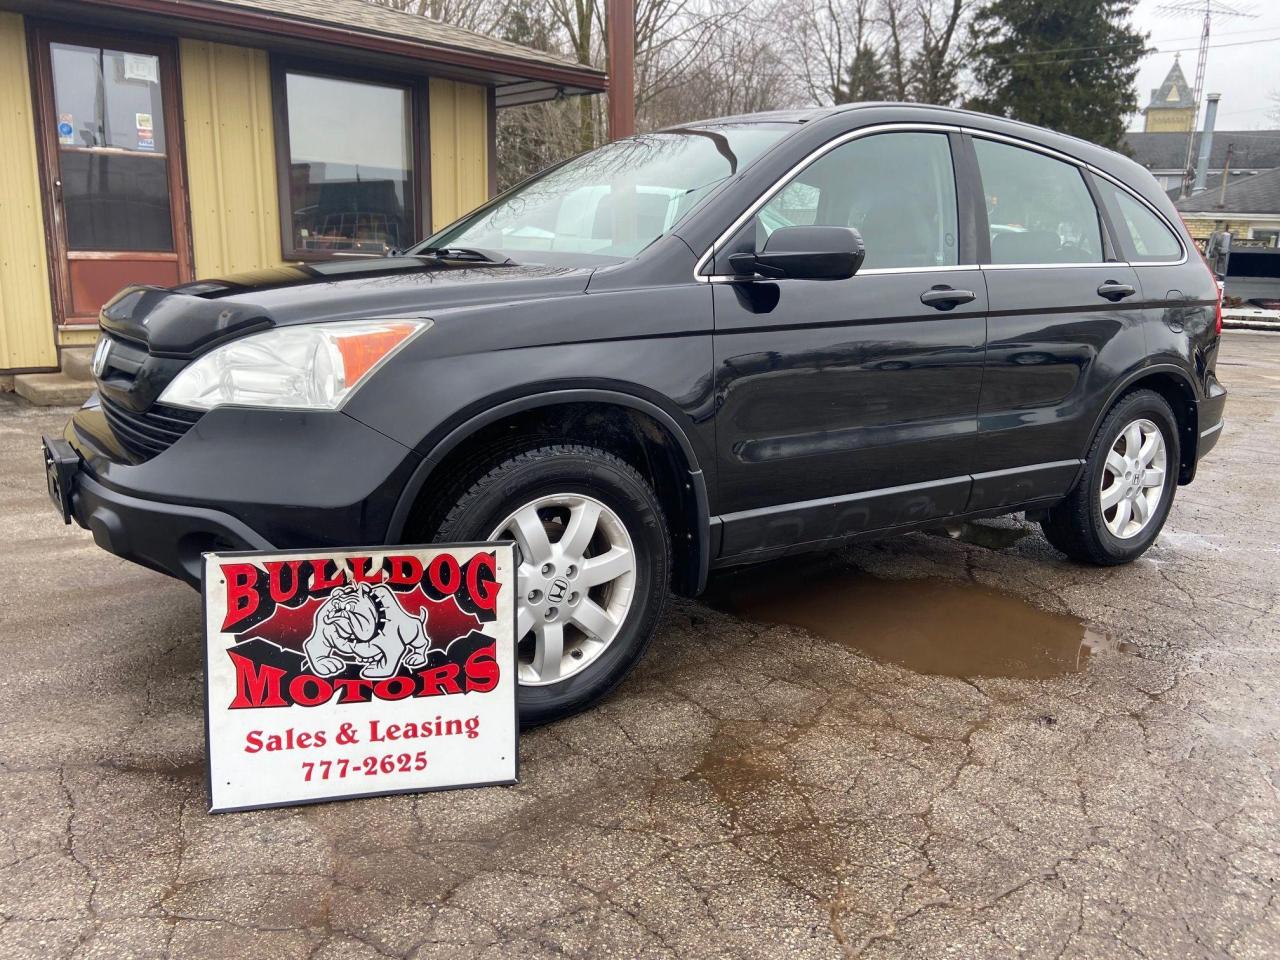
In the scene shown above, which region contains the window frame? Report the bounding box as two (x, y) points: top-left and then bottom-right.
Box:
(751, 129), (966, 272)
(270, 56), (432, 261)
(964, 132), (1118, 269)
(698, 122), (981, 280)
(1090, 168), (1188, 265)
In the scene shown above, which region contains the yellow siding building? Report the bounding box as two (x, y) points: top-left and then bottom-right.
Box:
(0, 0), (604, 374)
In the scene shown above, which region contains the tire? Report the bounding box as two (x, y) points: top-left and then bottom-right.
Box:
(1041, 389), (1180, 565)
(431, 444), (670, 726)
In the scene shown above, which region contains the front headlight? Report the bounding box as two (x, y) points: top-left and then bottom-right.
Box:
(158, 319), (431, 411)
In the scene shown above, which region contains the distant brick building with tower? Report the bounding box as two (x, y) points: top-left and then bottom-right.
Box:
(1142, 56), (1196, 133)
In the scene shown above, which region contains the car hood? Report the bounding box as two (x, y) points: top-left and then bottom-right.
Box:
(99, 257), (595, 357)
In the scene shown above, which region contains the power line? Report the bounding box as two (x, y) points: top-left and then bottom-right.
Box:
(984, 22), (1275, 60)
(993, 32), (1280, 68)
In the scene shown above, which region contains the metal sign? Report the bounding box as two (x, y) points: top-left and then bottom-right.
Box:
(202, 543), (517, 813)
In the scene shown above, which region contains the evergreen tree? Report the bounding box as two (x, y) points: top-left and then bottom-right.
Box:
(834, 43), (888, 104)
(966, 0), (1148, 149)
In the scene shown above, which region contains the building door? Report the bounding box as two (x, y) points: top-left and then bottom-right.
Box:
(31, 27), (192, 328)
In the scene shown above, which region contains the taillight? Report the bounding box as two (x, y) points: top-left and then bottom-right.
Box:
(1202, 254), (1224, 338)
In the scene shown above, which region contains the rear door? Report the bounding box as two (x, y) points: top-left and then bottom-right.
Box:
(711, 127), (987, 558)
(967, 134), (1143, 511)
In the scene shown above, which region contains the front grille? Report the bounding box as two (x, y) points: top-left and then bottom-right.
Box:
(101, 397), (203, 461)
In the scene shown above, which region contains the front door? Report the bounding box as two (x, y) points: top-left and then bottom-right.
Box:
(32, 27), (192, 328)
(711, 129), (987, 559)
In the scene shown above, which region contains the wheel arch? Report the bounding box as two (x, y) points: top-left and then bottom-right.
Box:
(1086, 365), (1200, 485)
(386, 389), (712, 597)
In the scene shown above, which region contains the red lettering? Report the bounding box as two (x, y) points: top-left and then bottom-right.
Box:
(427, 555), (461, 597)
(221, 563), (265, 632)
(227, 651), (287, 709)
(464, 646), (500, 693)
(373, 676), (416, 701)
(289, 674), (333, 707)
(331, 678), (374, 703)
(417, 663), (462, 696)
(309, 558), (345, 591)
(245, 730), (264, 752)
(464, 552), (500, 615)
(350, 555), (383, 584)
(265, 560), (305, 605)
(387, 555), (424, 587)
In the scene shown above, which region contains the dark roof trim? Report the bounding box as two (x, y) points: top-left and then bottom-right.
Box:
(74, 0), (607, 94)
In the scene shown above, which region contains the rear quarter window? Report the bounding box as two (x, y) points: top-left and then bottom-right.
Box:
(1096, 179), (1183, 262)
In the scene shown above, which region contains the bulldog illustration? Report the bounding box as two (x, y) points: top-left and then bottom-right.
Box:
(302, 582), (430, 679)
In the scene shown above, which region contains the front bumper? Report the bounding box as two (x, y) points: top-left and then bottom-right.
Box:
(47, 433), (269, 585)
(48, 396), (422, 587)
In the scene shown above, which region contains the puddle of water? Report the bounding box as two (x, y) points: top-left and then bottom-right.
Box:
(703, 557), (1121, 680)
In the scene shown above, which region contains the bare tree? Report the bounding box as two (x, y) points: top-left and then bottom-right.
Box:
(368, 0), (506, 35)
(908, 0), (966, 104)
(779, 0), (876, 105)
(776, 0), (972, 107)
(364, 0), (969, 188)
(643, 11), (799, 124)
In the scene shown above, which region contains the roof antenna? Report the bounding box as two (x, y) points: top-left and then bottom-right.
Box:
(1155, 0), (1257, 199)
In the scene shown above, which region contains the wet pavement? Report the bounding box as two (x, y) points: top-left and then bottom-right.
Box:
(1, 331), (1278, 959)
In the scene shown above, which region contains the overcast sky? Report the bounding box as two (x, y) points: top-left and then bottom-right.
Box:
(1128, 0), (1280, 130)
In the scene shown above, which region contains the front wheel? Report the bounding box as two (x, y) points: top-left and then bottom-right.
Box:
(431, 444), (670, 726)
(1041, 389), (1180, 565)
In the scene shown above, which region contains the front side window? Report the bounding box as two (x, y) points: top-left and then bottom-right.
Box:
(755, 131), (959, 271)
(1095, 179), (1183, 262)
(280, 71), (415, 256)
(427, 124), (788, 261)
(975, 139), (1103, 265)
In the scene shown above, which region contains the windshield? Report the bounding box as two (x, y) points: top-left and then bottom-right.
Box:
(419, 123), (791, 262)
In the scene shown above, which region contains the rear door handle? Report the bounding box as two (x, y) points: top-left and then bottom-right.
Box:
(1097, 281), (1136, 302)
(920, 285), (976, 310)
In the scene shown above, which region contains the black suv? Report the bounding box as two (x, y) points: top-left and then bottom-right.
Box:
(45, 104), (1227, 724)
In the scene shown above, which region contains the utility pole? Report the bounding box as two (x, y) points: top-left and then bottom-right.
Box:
(606, 0), (635, 140)
(1156, 1), (1256, 200)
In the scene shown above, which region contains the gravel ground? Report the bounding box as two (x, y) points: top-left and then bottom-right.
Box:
(0, 332), (1277, 960)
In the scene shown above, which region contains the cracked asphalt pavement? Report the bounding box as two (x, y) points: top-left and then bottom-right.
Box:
(2, 332), (1278, 959)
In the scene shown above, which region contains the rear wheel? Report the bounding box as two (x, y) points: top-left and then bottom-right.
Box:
(431, 444), (670, 725)
(1041, 389), (1179, 565)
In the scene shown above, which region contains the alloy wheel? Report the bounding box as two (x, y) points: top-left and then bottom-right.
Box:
(1099, 418), (1167, 540)
(488, 494), (637, 686)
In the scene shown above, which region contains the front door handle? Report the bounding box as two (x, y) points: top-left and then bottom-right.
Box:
(1097, 280), (1136, 302)
(920, 285), (976, 310)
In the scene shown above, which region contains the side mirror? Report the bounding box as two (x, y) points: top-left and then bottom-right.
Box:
(728, 225), (866, 280)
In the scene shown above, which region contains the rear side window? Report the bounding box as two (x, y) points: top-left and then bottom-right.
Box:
(756, 131), (959, 271)
(1095, 179), (1183, 262)
(974, 138), (1103, 265)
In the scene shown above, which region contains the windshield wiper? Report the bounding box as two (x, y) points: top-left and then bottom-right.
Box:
(416, 246), (515, 265)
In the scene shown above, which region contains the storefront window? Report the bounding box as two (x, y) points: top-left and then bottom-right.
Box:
(279, 71), (416, 256)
